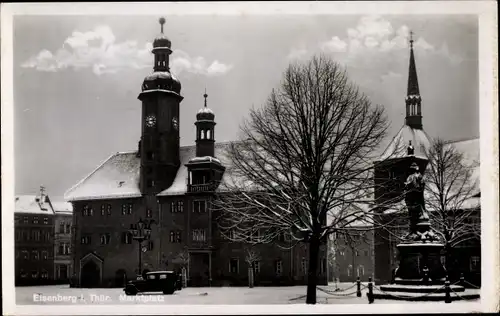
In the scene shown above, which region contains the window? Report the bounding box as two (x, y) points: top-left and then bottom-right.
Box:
(146, 209), (152, 218)
(207, 130), (211, 139)
(320, 258), (327, 274)
(171, 201), (184, 213)
(253, 261), (261, 274)
(229, 258), (239, 273)
(20, 270), (27, 278)
(275, 260), (283, 275)
(122, 232), (132, 244)
(59, 244), (64, 255)
(32, 271), (39, 279)
(33, 216), (39, 224)
(339, 251), (345, 257)
(59, 222), (65, 233)
(43, 217), (48, 225)
(23, 216), (28, 224)
(127, 204), (133, 215)
(101, 205), (106, 216)
(15, 216), (19, 224)
(81, 235), (91, 245)
(357, 265), (365, 277)
(42, 251), (48, 260)
(122, 204), (127, 215)
(192, 229), (206, 242)
(22, 250), (29, 260)
(147, 241), (154, 251)
(45, 231), (51, 241)
(193, 200), (207, 213)
(470, 256), (480, 272)
(16, 230), (21, 241)
(364, 250), (369, 257)
(41, 270), (49, 279)
(107, 204), (112, 216)
(82, 205), (91, 216)
(301, 257), (307, 274)
(100, 233), (111, 245)
(32, 251), (39, 261)
(65, 224), (71, 234)
(170, 231), (182, 243)
(347, 264), (352, 277)
(355, 250), (360, 256)
(147, 179), (154, 188)
(67, 245), (71, 254)
(33, 230), (41, 241)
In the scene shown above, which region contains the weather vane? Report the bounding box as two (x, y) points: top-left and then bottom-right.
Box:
(159, 17), (166, 34)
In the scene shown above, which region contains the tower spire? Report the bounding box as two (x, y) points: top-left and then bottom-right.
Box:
(404, 30), (422, 129)
(159, 17), (165, 34)
(204, 88), (208, 108)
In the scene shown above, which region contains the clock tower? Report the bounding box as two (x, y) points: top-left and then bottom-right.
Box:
(138, 17), (183, 195)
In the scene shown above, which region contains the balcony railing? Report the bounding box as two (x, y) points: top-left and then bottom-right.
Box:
(188, 183), (214, 193)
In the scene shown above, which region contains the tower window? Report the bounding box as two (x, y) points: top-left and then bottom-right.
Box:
(207, 130), (211, 139)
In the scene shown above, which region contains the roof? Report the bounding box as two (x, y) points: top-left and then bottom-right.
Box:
(15, 195), (55, 215)
(379, 125), (432, 161)
(446, 137), (480, 192)
(64, 152), (142, 202)
(52, 201), (73, 214)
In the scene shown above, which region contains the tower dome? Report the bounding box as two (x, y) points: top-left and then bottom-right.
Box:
(141, 17), (181, 95)
(196, 91), (215, 121)
(153, 18), (171, 49)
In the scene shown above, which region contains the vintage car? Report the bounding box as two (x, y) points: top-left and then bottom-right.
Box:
(123, 271), (178, 295)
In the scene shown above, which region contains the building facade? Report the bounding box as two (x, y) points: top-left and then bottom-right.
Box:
(65, 19), (328, 288)
(372, 37), (481, 286)
(53, 202), (73, 283)
(14, 189), (56, 285)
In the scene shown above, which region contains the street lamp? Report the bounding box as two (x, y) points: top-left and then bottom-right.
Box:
(129, 218), (154, 279)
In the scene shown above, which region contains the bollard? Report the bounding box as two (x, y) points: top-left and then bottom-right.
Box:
(444, 275), (451, 303)
(460, 273), (465, 287)
(356, 277), (362, 297)
(367, 277), (374, 304)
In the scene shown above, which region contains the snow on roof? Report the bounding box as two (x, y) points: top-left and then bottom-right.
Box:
(52, 201), (73, 214)
(64, 152), (142, 202)
(446, 137), (480, 191)
(379, 125), (432, 161)
(15, 195), (55, 215)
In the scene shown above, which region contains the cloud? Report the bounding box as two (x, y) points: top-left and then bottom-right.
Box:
(317, 15), (463, 64)
(21, 25), (233, 76)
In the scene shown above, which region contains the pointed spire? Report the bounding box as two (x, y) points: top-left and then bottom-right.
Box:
(407, 30), (420, 96)
(203, 88), (208, 108)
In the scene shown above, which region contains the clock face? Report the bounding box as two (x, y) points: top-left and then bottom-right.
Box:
(146, 115), (156, 127)
(172, 117), (179, 130)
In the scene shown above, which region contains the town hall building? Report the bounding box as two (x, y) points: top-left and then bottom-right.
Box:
(65, 18), (328, 288)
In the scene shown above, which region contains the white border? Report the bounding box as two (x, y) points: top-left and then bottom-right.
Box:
(1, 1), (498, 314)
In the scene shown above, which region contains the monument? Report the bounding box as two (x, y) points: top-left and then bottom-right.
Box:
(374, 143), (470, 300)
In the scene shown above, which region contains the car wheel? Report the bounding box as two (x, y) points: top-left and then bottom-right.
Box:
(163, 288), (175, 295)
(125, 287), (138, 296)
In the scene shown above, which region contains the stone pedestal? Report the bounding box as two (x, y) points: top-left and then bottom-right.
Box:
(393, 242), (447, 285)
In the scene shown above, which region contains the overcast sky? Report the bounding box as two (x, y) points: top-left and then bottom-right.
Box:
(13, 14), (479, 200)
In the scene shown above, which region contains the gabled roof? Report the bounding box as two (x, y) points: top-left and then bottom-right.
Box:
(15, 195), (55, 215)
(64, 152), (142, 202)
(446, 137), (480, 191)
(379, 125), (432, 161)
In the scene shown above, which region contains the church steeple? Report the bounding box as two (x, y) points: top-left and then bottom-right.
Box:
(405, 31), (423, 130)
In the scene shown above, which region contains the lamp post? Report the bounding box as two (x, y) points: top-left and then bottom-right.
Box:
(129, 218), (154, 279)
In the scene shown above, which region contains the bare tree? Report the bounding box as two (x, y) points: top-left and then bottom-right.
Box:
(213, 55), (399, 304)
(244, 246), (261, 288)
(424, 138), (480, 275)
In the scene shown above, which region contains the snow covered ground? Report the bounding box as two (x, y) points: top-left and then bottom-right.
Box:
(15, 283), (479, 305)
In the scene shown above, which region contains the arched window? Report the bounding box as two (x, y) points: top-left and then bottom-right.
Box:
(347, 264), (352, 277)
(206, 129), (211, 139)
(201, 130), (206, 140)
(357, 265), (365, 277)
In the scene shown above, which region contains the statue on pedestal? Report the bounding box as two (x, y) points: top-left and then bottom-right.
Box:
(403, 162), (438, 243)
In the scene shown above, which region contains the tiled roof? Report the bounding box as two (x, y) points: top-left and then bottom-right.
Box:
(64, 152), (142, 202)
(15, 195), (55, 215)
(379, 125), (432, 161)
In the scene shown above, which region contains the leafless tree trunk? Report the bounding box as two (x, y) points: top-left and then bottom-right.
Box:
(244, 247), (261, 288)
(424, 138), (480, 275)
(214, 55), (397, 304)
